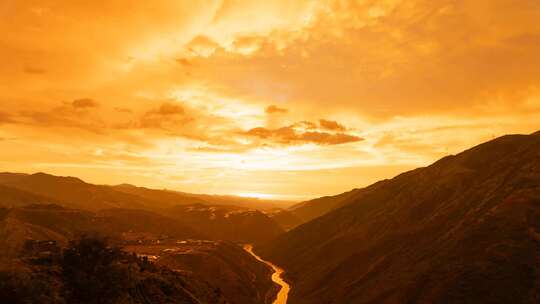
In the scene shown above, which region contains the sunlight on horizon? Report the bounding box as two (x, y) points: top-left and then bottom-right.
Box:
(0, 0), (538, 198)
(236, 192), (278, 200)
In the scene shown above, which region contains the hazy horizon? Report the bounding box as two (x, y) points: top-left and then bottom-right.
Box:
(2, 1), (539, 200)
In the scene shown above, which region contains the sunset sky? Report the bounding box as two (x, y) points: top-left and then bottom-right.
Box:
(1, 1), (539, 200)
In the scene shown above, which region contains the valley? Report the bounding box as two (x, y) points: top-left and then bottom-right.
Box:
(0, 175), (295, 303)
(244, 244), (290, 304)
(124, 241), (279, 304)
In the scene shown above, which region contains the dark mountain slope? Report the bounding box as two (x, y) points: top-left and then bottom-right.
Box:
(0, 173), (152, 211)
(165, 204), (284, 243)
(261, 131), (540, 304)
(264, 208), (304, 231)
(0, 172), (28, 184)
(97, 208), (204, 239)
(0, 237), (229, 304)
(0, 172), (294, 212)
(175, 192), (294, 210)
(288, 188), (362, 222)
(0, 204), (203, 256)
(0, 174), (287, 244)
(144, 241), (278, 304)
(0, 184), (59, 208)
(112, 184), (209, 207)
(113, 184), (294, 210)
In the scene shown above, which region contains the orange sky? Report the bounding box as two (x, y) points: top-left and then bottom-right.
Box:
(1, 1), (539, 200)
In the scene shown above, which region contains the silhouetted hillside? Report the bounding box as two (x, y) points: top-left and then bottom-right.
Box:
(0, 236), (229, 304)
(0, 185), (59, 208)
(262, 131), (540, 304)
(0, 173), (29, 184)
(288, 188), (361, 222)
(112, 184), (210, 207)
(126, 240), (279, 304)
(264, 208), (304, 231)
(0, 204), (203, 256)
(0, 173), (151, 211)
(165, 204), (284, 243)
(0, 175), (288, 246)
(0, 172), (294, 214)
(113, 183), (294, 210)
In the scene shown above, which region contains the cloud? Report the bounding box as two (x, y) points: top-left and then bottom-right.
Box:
(244, 120), (363, 146)
(265, 105), (288, 114)
(72, 98), (99, 108)
(0, 137), (17, 141)
(0, 112), (15, 124)
(155, 102), (185, 116)
(319, 119), (346, 131)
(190, 0), (540, 119)
(293, 121), (318, 129)
(297, 131), (363, 145)
(176, 58), (193, 67)
(18, 108), (103, 133)
(186, 35), (221, 57)
(233, 35), (265, 55)
(116, 102), (191, 130)
(139, 102), (187, 129)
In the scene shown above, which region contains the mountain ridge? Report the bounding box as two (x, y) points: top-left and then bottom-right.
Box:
(261, 131), (540, 304)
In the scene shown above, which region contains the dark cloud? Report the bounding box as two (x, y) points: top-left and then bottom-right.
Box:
(319, 119), (346, 131)
(298, 131), (362, 145)
(265, 105), (288, 114)
(72, 98), (99, 108)
(244, 122), (363, 146)
(155, 102), (184, 116)
(117, 102), (190, 130)
(18, 103), (105, 133)
(176, 58), (192, 67)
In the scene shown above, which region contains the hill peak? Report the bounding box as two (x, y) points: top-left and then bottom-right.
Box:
(30, 172), (86, 184)
(115, 183), (137, 188)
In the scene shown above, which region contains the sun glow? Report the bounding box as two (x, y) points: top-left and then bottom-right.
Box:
(0, 0), (539, 199)
(237, 192), (276, 200)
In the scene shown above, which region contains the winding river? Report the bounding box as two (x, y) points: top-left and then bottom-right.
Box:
(243, 244), (290, 304)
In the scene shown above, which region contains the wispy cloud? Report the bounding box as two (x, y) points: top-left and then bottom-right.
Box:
(0, 0), (538, 198)
(71, 98), (99, 109)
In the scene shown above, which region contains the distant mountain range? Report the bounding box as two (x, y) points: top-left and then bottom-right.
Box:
(112, 183), (295, 210)
(260, 131), (540, 303)
(0, 204), (202, 256)
(0, 172), (294, 211)
(0, 172), (304, 244)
